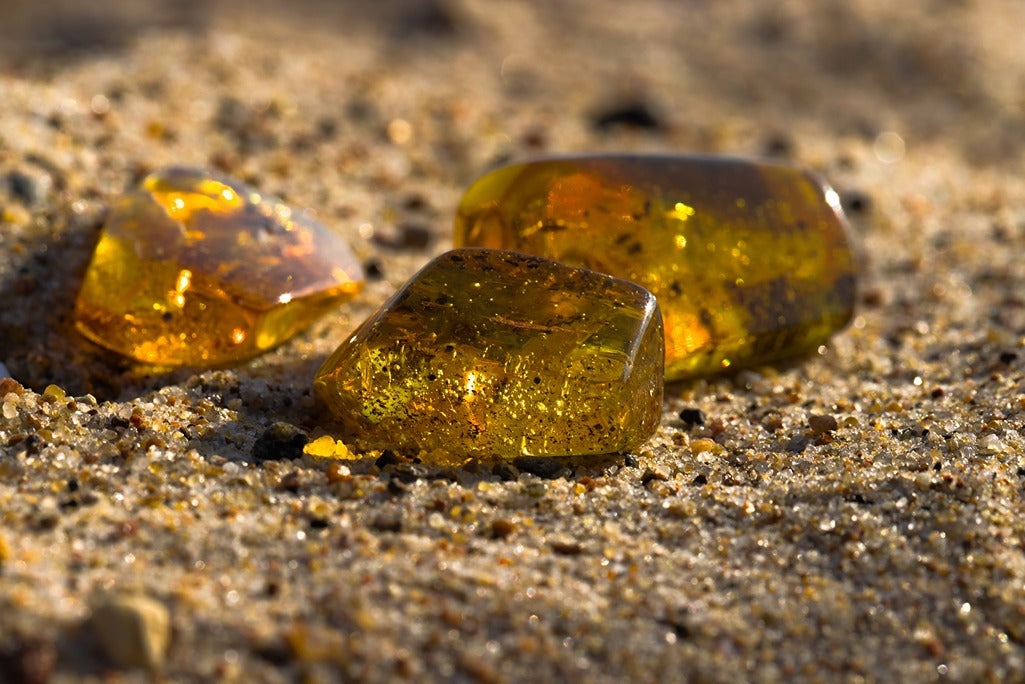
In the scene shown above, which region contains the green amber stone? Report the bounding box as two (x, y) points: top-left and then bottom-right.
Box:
(74, 167), (363, 366)
(454, 155), (856, 380)
(314, 248), (664, 459)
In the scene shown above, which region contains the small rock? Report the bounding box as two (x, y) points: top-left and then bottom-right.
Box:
(808, 414), (839, 434)
(375, 449), (403, 469)
(90, 592), (171, 669)
(641, 466), (669, 485)
(592, 100), (664, 131)
(492, 461), (519, 481)
(0, 362), (10, 380)
(490, 518), (517, 539)
(369, 511), (403, 533)
(252, 422), (308, 461)
(0, 637), (56, 684)
(784, 433), (811, 453)
(513, 456), (565, 479)
(677, 408), (705, 427)
(549, 536), (583, 555)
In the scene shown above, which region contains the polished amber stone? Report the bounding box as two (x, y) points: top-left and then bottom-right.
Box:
(314, 248), (664, 459)
(454, 155), (856, 380)
(74, 167), (363, 366)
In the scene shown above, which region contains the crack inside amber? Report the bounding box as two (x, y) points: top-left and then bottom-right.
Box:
(454, 155), (856, 380)
(74, 167), (363, 366)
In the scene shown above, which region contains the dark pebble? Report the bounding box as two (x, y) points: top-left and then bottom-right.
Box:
(375, 449), (403, 469)
(0, 637), (56, 684)
(592, 101), (664, 131)
(808, 414), (839, 434)
(999, 350), (1018, 364)
(252, 422), (308, 461)
(6, 171), (40, 205)
(513, 456), (565, 479)
(363, 258), (384, 280)
(677, 408), (705, 427)
(784, 433), (810, 453)
(640, 467), (669, 485)
(623, 454), (639, 468)
(490, 518), (517, 539)
(308, 517), (330, 530)
(492, 461), (520, 481)
(373, 223), (433, 250)
(762, 133), (795, 158)
(840, 190), (872, 215)
(690, 473), (708, 486)
(369, 511), (403, 533)
(391, 463), (428, 484)
(278, 470), (302, 492)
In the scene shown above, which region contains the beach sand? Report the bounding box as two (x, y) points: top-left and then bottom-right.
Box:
(2, 1), (1025, 680)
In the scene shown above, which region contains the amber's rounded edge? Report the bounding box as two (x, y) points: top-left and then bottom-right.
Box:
(794, 164), (859, 331)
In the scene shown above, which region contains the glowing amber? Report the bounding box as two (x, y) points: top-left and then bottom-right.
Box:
(314, 248), (664, 459)
(74, 168), (363, 366)
(454, 155), (856, 380)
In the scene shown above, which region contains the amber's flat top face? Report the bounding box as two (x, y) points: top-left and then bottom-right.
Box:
(74, 167), (363, 366)
(455, 155), (856, 380)
(315, 248), (664, 459)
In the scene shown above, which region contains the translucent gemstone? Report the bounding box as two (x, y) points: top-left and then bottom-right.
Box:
(314, 248), (664, 459)
(454, 155), (856, 380)
(74, 167), (363, 366)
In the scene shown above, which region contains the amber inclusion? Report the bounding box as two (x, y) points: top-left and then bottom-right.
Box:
(454, 155), (856, 380)
(314, 248), (664, 459)
(74, 167), (363, 366)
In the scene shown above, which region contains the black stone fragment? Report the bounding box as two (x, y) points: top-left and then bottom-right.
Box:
(678, 408), (705, 427)
(363, 258), (384, 281)
(6, 171), (39, 205)
(592, 101), (664, 131)
(840, 190), (872, 216)
(0, 637), (56, 684)
(492, 461), (520, 481)
(252, 422), (308, 461)
(513, 456), (565, 479)
(375, 449), (402, 469)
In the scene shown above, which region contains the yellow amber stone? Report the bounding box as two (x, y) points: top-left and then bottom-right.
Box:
(314, 248), (664, 459)
(454, 155), (856, 380)
(74, 167), (363, 366)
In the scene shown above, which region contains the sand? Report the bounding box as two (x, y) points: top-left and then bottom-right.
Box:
(2, 0), (1025, 680)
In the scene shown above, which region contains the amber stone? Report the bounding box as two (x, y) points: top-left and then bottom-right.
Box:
(74, 167), (363, 366)
(454, 155), (856, 380)
(314, 248), (664, 460)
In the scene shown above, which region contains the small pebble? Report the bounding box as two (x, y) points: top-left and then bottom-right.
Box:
(678, 408), (705, 427)
(0, 637), (56, 684)
(90, 592), (171, 669)
(252, 422), (308, 461)
(490, 518), (517, 539)
(0, 362), (10, 379)
(808, 414), (839, 434)
(513, 456), (566, 479)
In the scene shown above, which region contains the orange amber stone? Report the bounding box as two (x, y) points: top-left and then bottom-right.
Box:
(314, 248), (664, 460)
(454, 155), (856, 380)
(75, 168), (363, 366)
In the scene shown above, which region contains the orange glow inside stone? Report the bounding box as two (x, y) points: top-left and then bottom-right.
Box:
(74, 167), (363, 366)
(454, 155), (856, 380)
